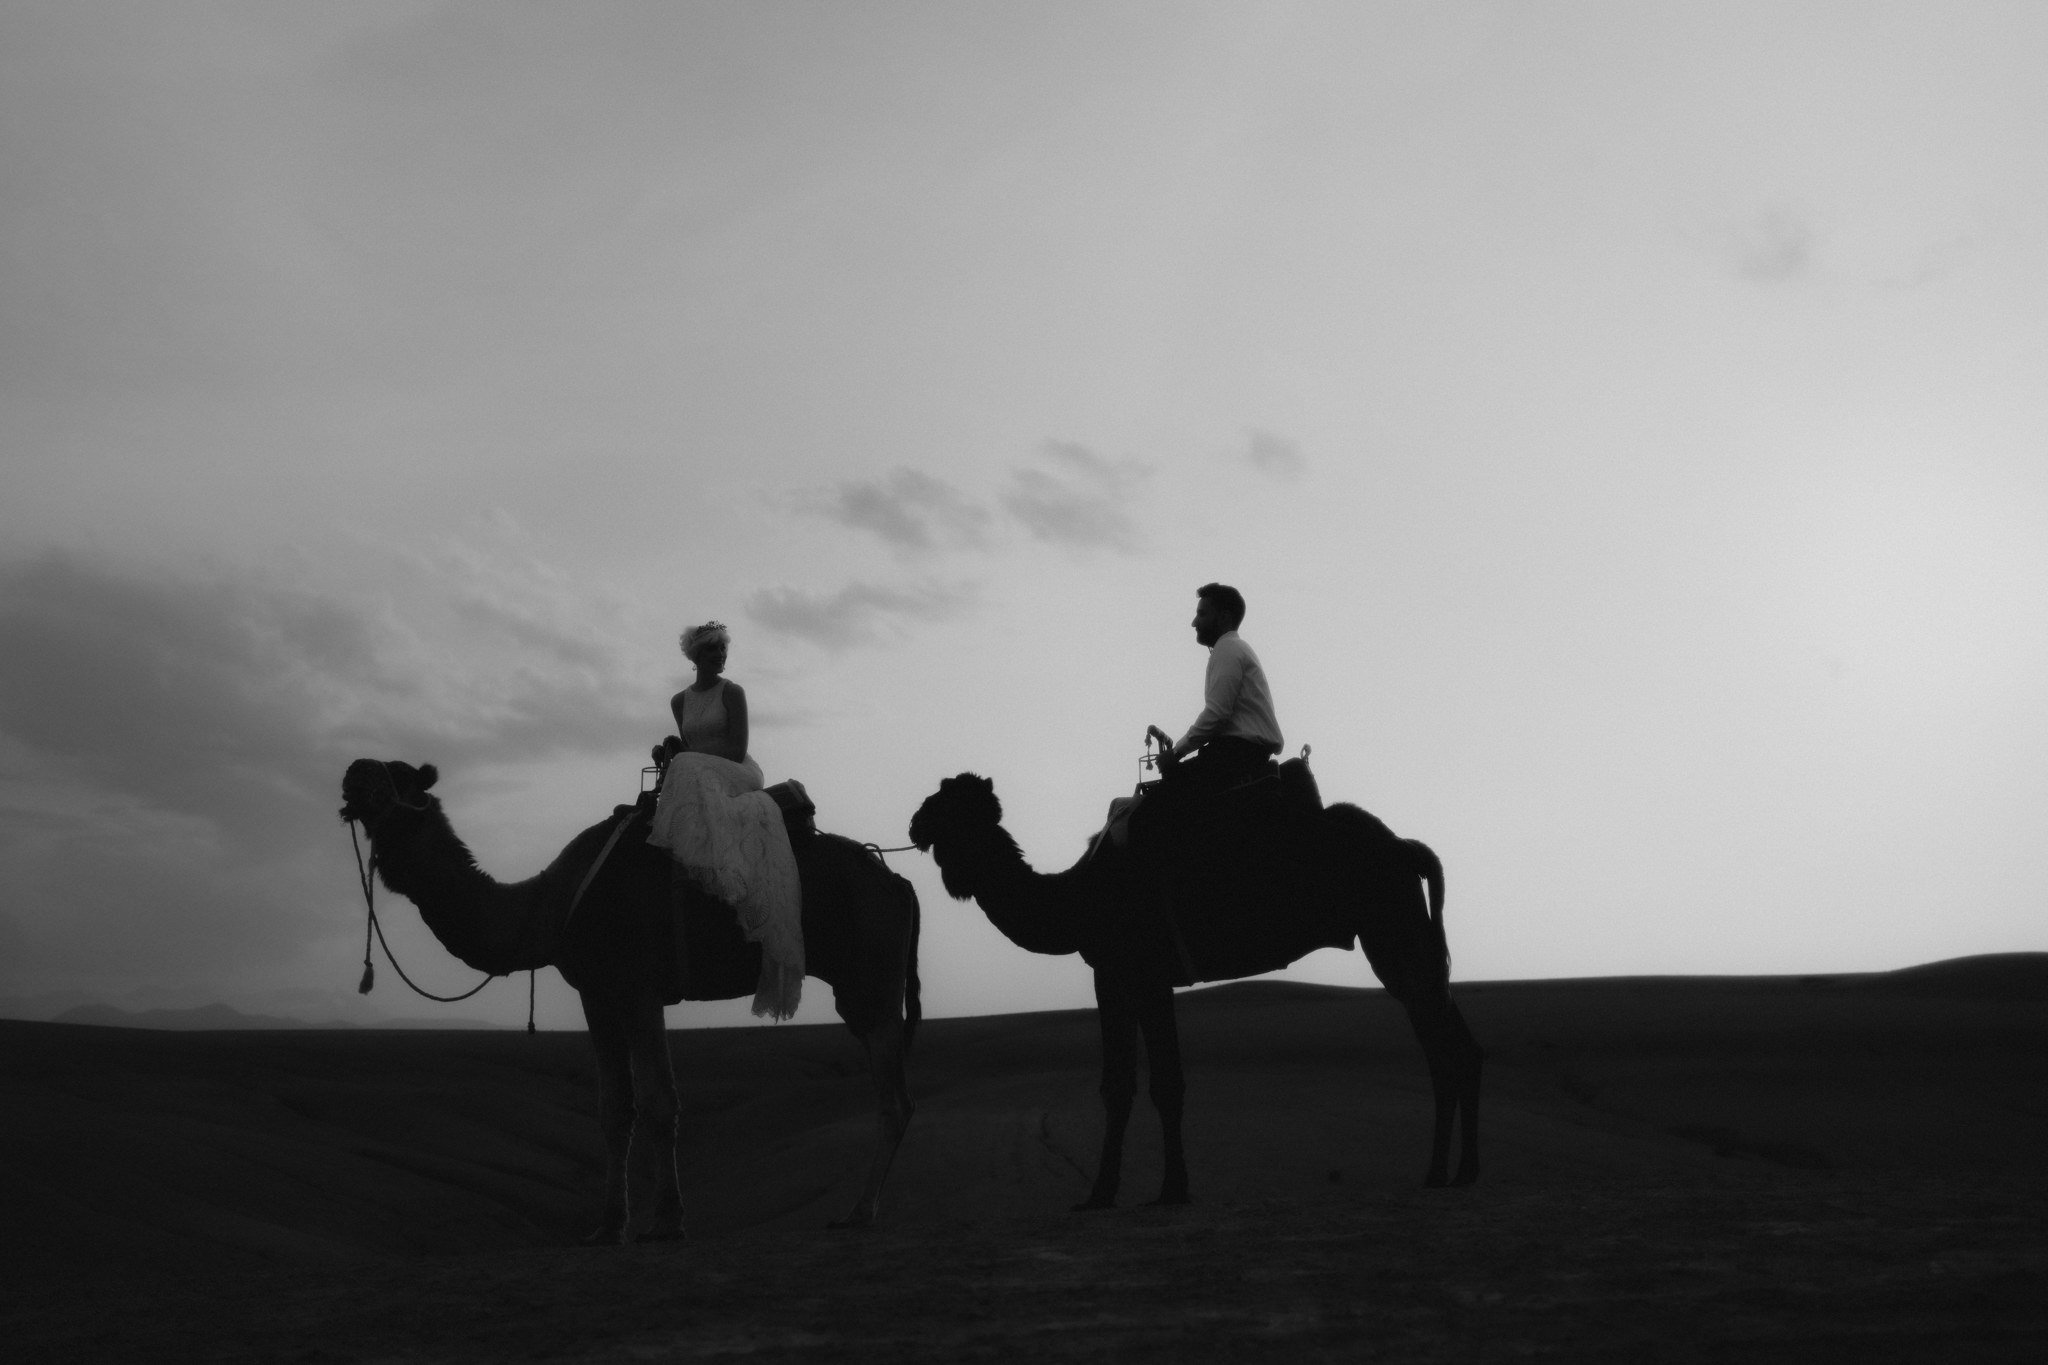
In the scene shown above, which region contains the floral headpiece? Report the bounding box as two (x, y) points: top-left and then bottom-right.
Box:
(679, 621), (730, 660)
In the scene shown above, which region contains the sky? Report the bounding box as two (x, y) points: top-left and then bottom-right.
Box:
(3, 1), (2044, 1029)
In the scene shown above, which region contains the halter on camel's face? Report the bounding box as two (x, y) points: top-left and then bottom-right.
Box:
(339, 759), (439, 831)
(907, 773), (1001, 852)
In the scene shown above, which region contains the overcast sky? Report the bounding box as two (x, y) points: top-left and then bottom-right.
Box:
(3, 1), (2044, 1028)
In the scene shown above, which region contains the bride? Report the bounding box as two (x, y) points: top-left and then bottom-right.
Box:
(647, 620), (803, 1019)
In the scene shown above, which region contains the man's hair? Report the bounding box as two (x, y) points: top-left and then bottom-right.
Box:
(1196, 582), (1246, 630)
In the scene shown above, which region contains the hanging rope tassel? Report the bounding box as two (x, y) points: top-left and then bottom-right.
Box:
(528, 970), (537, 1034)
(346, 818), (495, 1004)
(354, 826), (377, 994)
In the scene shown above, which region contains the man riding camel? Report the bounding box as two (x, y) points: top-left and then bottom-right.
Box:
(1148, 582), (1283, 792)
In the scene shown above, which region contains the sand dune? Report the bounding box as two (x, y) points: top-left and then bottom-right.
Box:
(5, 955), (2045, 1361)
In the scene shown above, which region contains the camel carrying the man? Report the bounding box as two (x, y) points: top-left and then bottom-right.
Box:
(339, 757), (920, 1242)
(910, 743), (1482, 1210)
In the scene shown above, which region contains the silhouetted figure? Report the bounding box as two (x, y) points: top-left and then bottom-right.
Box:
(910, 771), (1481, 1209)
(1149, 582), (1282, 793)
(648, 621), (802, 1018)
(340, 757), (920, 1240)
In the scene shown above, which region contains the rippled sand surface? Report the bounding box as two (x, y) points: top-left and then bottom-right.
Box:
(6, 957), (2045, 1362)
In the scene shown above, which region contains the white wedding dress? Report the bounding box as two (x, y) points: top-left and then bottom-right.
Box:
(646, 681), (803, 1019)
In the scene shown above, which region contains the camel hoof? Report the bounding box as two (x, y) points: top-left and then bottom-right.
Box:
(1071, 1196), (1117, 1212)
(826, 1210), (877, 1230)
(1145, 1190), (1191, 1208)
(1452, 1167), (1479, 1187)
(579, 1226), (626, 1247)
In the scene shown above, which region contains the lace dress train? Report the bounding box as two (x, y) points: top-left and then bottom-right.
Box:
(646, 752), (804, 1019)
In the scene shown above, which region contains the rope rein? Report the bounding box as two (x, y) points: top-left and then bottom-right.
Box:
(347, 762), (535, 1031)
(349, 818), (498, 1004)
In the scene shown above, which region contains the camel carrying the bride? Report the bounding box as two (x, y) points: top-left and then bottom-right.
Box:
(339, 757), (920, 1241)
(635, 738), (822, 1006)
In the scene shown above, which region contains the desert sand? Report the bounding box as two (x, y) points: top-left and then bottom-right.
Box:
(4, 955), (2045, 1362)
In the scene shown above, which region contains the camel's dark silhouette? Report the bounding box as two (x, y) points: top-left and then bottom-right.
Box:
(340, 758), (919, 1240)
(909, 771), (1480, 1208)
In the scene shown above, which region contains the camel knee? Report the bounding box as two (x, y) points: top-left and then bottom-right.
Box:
(1146, 1069), (1185, 1115)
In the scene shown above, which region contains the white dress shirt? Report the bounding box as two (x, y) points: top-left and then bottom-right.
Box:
(1174, 630), (1283, 757)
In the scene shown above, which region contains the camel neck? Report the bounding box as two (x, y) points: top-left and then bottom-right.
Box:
(371, 807), (557, 976)
(937, 824), (1104, 958)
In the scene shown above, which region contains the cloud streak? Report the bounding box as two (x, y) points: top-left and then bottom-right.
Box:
(790, 467), (993, 554)
(1000, 440), (1150, 552)
(1243, 429), (1306, 481)
(746, 579), (977, 650)
(1731, 207), (1814, 283)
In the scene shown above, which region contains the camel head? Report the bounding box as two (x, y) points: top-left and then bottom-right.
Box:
(339, 758), (441, 830)
(908, 772), (1002, 851)
(909, 773), (1010, 901)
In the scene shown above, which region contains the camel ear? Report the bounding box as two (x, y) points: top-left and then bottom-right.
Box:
(417, 764), (439, 791)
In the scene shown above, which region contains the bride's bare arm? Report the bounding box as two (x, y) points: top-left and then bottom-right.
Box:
(722, 681), (749, 763)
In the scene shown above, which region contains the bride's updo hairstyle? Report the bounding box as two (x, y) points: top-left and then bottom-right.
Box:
(679, 620), (731, 662)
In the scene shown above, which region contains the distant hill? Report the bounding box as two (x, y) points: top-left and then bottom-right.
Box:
(48, 1002), (500, 1031)
(32, 954), (2045, 1031)
(1860, 951), (2048, 1000)
(52, 1002), (322, 1030)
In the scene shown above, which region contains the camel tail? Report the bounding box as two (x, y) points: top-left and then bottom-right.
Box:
(899, 874), (923, 1050)
(1406, 838), (1450, 981)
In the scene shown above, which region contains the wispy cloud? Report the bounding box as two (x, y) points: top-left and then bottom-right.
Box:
(790, 467), (992, 554)
(1000, 440), (1150, 552)
(1243, 429), (1306, 481)
(746, 579), (977, 650)
(1732, 207), (1814, 283)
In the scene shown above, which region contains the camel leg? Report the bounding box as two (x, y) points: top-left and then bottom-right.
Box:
(1075, 969), (1139, 1211)
(1401, 984), (1483, 1188)
(1448, 996), (1483, 1186)
(829, 1015), (915, 1229)
(579, 994), (635, 1245)
(1135, 982), (1190, 1206)
(623, 996), (685, 1242)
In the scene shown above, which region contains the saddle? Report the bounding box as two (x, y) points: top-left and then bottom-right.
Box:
(625, 774), (819, 1003)
(763, 779), (817, 841)
(644, 747), (817, 842)
(1113, 753), (1333, 987)
(1098, 754), (1322, 855)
